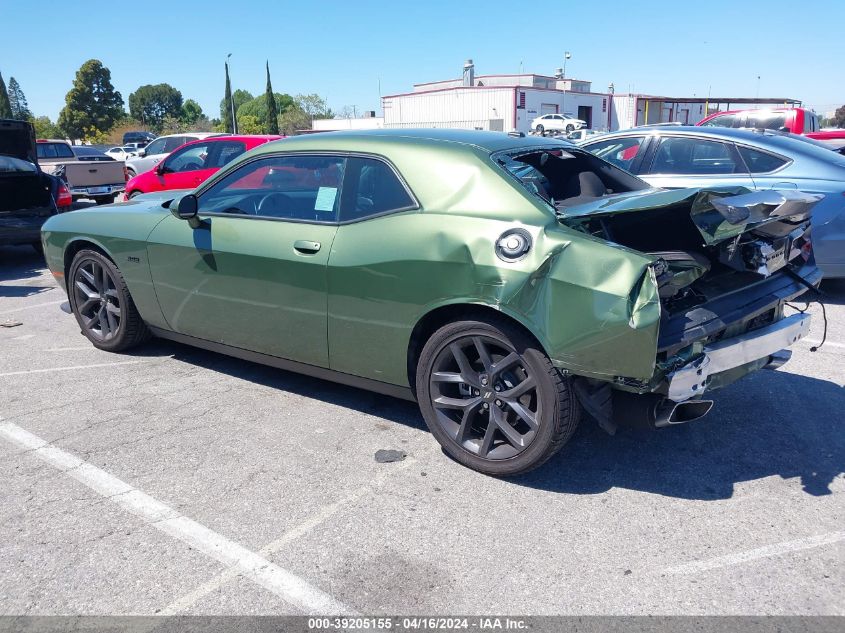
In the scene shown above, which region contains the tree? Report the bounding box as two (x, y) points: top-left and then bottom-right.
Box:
(0, 72), (11, 119)
(236, 114), (263, 135)
(180, 99), (203, 125)
(220, 89), (253, 124)
(279, 105), (310, 135)
(223, 61), (234, 133)
(264, 62), (280, 135)
(57, 60), (124, 140)
(8, 77), (32, 120)
(237, 93), (294, 131)
(833, 105), (845, 129)
(297, 93), (333, 120)
(128, 84), (183, 132)
(33, 116), (62, 139)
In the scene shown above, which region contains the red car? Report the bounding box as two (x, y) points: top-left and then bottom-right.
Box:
(123, 135), (283, 199)
(697, 107), (820, 135)
(805, 129), (845, 154)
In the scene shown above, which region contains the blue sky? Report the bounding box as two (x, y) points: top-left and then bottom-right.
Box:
(1, 0), (842, 121)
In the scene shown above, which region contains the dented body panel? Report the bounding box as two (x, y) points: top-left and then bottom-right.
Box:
(40, 129), (818, 406)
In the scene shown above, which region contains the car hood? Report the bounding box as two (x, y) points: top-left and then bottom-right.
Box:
(0, 119), (37, 163)
(123, 189), (192, 207)
(557, 186), (822, 246)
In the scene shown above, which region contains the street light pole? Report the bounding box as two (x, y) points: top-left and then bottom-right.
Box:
(227, 53), (237, 134)
(562, 51), (571, 114)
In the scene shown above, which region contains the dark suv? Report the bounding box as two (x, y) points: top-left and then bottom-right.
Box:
(122, 131), (156, 148)
(0, 119), (59, 251)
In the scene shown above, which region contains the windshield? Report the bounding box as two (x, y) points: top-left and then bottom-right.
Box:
(0, 155), (38, 174)
(494, 145), (649, 210)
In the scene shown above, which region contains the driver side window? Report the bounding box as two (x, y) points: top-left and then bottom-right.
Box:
(143, 138), (166, 156)
(165, 144), (209, 173)
(197, 154), (346, 222)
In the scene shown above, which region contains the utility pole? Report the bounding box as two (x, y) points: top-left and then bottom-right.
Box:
(562, 51), (571, 114)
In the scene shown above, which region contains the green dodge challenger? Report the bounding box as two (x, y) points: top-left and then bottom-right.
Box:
(41, 129), (821, 475)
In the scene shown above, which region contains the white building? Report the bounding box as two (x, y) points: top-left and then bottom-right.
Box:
(383, 61), (610, 133)
(311, 115), (384, 132)
(379, 60), (800, 134)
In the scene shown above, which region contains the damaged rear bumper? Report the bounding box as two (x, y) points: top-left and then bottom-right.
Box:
(666, 312), (811, 401)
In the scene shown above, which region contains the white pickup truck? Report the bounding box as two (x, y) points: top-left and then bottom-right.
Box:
(36, 140), (126, 205)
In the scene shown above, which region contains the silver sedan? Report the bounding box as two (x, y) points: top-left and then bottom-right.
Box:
(582, 126), (845, 278)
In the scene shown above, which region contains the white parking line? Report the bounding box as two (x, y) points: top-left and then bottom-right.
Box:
(662, 531), (845, 575)
(43, 346), (98, 352)
(0, 422), (355, 615)
(160, 458), (416, 615)
(0, 360), (148, 377)
(0, 299), (65, 315)
(804, 339), (845, 350)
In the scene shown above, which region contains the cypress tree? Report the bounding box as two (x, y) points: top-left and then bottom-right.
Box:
(0, 72), (12, 119)
(223, 61), (234, 134)
(265, 61), (280, 135)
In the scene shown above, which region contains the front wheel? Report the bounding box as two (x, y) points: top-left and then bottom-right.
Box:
(68, 249), (150, 352)
(416, 319), (581, 476)
(565, 124), (575, 133)
(535, 124), (544, 134)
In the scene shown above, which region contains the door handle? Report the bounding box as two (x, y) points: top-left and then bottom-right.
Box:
(294, 240), (321, 254)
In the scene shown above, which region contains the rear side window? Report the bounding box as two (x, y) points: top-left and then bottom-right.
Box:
(208, 141), (247, 168)
(737, 146), (788, 173)
(36, 142), (75, 159)
(585, 136), (646, 171)
(746, 112), (788, 131)
(340, 157), (415, 222)
(162, 136), (187, 153)
(650, 137), (739, 174)
(700, 113), (738, 128)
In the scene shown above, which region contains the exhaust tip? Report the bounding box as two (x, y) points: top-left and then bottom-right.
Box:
(658, 399), (714, 427)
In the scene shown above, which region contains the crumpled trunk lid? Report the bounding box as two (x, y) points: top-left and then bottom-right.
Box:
(557, 186), (821, 247)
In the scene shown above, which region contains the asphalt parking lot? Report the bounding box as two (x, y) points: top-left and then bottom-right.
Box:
(1, 243), (843, 616)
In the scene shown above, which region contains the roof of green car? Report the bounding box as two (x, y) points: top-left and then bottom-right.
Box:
(251, 128), (573, 155)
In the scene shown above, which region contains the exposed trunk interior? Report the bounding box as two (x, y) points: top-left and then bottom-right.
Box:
(0, 173), (53, 213)
(498, 146), (817, 358)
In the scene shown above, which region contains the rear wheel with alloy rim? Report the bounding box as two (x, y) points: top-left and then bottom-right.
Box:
(69, 249), (149, 352)
(416, 318), (581, 476)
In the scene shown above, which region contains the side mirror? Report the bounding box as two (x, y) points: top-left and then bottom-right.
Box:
(138, 149), (147, 157)
(171, 194), (201, 227)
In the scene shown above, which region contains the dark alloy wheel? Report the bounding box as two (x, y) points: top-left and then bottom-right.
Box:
(69, 249), (149, 352)
(565, 124), (575, 133)
(535, 124), (544, 134)
(417, 319), (581, 476)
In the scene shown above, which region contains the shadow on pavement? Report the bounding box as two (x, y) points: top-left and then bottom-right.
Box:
(819, 278), (845, 306)
(138, 336), (843, 501)
(0, 246), (53, 298)
(516, 370), (844, 500)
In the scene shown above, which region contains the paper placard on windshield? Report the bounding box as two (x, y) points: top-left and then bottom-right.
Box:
(315, 187), (338, 212)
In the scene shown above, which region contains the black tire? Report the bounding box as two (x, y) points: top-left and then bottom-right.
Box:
(68, 249), (150, 352)
(126, 168), (136, 179)
(94, 196), (113, 206)
(128, 190), (142, 199)
(535, 124), (544, 134)
(416, 318), (581, 476)
(565, 124), (575, 133)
